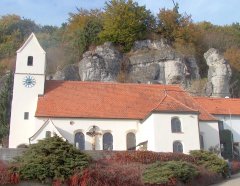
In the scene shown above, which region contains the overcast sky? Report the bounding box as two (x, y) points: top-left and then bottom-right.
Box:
(0, 0), (239, 26)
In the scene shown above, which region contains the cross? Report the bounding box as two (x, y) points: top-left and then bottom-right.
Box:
(86, 126), (102, 150)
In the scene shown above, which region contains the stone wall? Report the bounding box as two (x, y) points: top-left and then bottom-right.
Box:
(0, 148), (126, 161)
(0, 148), (26, 161)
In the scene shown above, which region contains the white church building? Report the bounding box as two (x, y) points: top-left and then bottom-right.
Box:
(8, 33), (240, 154)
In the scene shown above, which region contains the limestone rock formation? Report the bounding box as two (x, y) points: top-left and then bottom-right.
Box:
(54, 40), (200, 86)
(79, 42), (122, 82)
(204, 48), (232, 97)
(51, 64), (80, 81)
(127, 40), (200, 86)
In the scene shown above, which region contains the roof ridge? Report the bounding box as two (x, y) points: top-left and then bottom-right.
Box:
(151, 93), (167, 112)
(46, 80), (183, 88)
(29, 118), (50, 141)
(194, 96), (240, 100)
(164, 93), (198, 112)
(191, 97), (218, 121)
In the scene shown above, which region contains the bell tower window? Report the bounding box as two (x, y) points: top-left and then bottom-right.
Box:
(24, 112), (29, 120)
(27, 56), (33, 66)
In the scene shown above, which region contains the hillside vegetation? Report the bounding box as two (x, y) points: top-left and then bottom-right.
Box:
(0, 1), (240, 78)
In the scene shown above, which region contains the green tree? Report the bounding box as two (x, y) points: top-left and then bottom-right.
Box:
(0, 72), (13, 145)
(99, 0), (155, 51)
(64, 9), (103, 62)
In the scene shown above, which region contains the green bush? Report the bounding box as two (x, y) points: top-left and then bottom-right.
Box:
(143, 161), (199, 185)
(190, 150), (227, 175)
(13, 135), (91, 183)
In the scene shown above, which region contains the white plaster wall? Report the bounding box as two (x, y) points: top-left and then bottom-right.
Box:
(9, 34), (46, 148)
(151, 113), (200, 154)
(16, 37), (46, 75)
(215, 115), (240, 143)
(9, 74), (45, 148)
(138, 115), (155, 150)
(31, 113), (200, 153)
(34, 118), (139, 150)
(30, 121), (64, 144)
(199, 121), (220, 151)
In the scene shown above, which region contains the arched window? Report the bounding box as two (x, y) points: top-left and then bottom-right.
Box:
(171, 117), (181, 133)
(103, 132), (113, 150)
(173, 141), (183, 153)
(127, 132), (136, 150)
(74, 132), (85, 150)
(27, 56), (33, 66)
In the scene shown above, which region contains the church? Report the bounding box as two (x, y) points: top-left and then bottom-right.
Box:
(8, 33), (240, 154)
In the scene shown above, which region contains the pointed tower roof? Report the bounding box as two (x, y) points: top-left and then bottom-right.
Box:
(17, 33), (46, 54)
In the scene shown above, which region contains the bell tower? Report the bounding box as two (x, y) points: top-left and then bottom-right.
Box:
(9, 33), (46, 148)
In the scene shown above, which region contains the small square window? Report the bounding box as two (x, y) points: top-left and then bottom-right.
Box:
(27, 56), (33, 66)
(24, 112), (29, 120)
(45, 131), (51, 138)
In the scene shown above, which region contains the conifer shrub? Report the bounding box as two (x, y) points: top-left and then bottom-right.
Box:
(12, 135), (91, 183)
(190, 150), (228, 175)
(143, 161), (199, 185)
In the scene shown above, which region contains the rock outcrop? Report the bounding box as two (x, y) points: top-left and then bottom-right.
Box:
(51, 40), (205, 90)
(127, 40), (200, 86)
(51, 64), (80, 81)
(204, 48), (232, 97)
(79, 42), (122, 82)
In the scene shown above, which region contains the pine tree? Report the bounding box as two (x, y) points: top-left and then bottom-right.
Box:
(0, 72), (13, 146)
(14, 135), (91, 183)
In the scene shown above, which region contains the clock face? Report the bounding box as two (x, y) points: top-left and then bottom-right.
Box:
(23, 75), (36, 88)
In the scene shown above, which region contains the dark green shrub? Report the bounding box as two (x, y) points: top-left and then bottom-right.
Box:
(190, 150), (227, 175)
(13, 135), (91, 183)
(143, 161), (199, 185)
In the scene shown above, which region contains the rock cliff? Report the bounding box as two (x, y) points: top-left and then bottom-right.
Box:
(79, 42), (122, 82)
(204, 48), (232, 97)
(51, 64), (80, 81)
(53, 40), (200, 86)
(51, 41), (232, 98)
(127, 40), (199, 86)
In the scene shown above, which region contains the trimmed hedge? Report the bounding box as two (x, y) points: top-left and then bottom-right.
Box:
(70, 160), (144, 186)
(109, 151), (196, 164)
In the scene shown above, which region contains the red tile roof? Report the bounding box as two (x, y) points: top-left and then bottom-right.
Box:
(194, 97), (240, 116)
(35, 81), (216, 121)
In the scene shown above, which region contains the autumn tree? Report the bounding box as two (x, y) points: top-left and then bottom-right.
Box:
(99, 0), (155, 51)
(64, 9), (103, 62)
(0, 15), (39, 59)
(157, 5), (195, 43)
